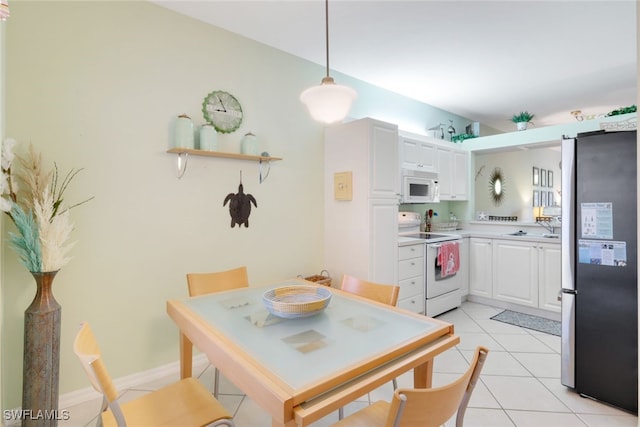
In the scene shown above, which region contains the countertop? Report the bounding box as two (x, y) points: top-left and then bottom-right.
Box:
(398, 229), (561, 246)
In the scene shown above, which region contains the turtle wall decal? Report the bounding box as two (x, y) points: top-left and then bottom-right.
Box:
(223, 172), (257, 228)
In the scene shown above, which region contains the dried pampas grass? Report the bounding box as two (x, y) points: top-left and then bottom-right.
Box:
(34, 187), (75, 272)
(15, 144), (52, 213)
(8, 203), (41, 272)
(2, 140), (90, 272)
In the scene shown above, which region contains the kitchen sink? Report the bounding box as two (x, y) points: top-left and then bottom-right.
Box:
(503, 231), (560, 239)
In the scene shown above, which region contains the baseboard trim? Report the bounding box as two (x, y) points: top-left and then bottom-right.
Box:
(466, 294), (561, 321)
(4, 353), (209, 426)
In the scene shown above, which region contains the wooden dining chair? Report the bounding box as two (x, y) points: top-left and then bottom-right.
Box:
(73, 322), (235, 427)
(186, 265), (249, 398)
(338, 274), (401, 419)
(333, 346), (489, 427)
(340, 274), (400, 306)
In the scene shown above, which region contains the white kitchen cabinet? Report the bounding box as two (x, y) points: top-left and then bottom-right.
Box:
(436, 147), (469, 200)
(397, 243), (425, 314)
(492, 239), (538, 308)
(469, 238), (493, 298)
(468, 236), (561, 313)
(324, 118), (399, 285)
(399, 135), (436, 172)
(371, 125), (401, 198)
(459, 237), (470, 297)
(538, 242), (561, 312)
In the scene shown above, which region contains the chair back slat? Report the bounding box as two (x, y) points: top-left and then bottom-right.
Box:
(340, 274), (400, 306)
(186, 266), (249, 296)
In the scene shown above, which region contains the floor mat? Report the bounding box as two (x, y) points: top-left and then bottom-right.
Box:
(490, 310), (561, 336)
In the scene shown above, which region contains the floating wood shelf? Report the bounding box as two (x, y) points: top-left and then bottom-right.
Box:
(166, 148), (282, 182)
(167, 148), (282, 162)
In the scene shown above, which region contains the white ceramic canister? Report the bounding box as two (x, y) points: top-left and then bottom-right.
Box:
(174, 114), (194, 149)
(240, 132), (258, 155)
(199, 123), (218, 151)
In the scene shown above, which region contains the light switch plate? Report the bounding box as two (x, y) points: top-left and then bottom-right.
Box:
(334, 171), (352, 201)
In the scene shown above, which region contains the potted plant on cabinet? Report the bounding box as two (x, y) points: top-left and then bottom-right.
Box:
(511, 111), (535, 131)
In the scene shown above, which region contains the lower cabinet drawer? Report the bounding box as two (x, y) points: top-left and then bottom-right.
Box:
(399, 276), (423, 299)
(398, 294), (425, 314)
(399, 258), (423, 280)
(399, 244), (424, 260)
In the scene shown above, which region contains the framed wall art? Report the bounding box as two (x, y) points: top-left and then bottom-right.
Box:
(533, 167), (539, 186)
(540, 169), (547, 187)
(533, 190), (540, 207)
(548, 191), (554, 206)
(548, 170), (554, 187)
(541, 191), (548, 207)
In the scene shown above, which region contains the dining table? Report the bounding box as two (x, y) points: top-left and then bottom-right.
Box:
(166, 279), (460, 427)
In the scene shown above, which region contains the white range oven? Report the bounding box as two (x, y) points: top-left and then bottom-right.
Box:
(398, 212), (463, 317)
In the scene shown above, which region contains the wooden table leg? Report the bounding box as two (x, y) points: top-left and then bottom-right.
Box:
(180, 332), (193, 379)
(413, 358), (434, 389)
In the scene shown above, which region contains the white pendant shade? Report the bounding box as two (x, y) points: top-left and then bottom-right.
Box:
(300, 77), (357, 125)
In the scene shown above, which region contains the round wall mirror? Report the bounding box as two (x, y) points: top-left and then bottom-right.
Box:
(489, 167), (505, 205)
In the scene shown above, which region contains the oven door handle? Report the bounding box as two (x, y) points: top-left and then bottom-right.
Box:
(428, 239), (462, 248)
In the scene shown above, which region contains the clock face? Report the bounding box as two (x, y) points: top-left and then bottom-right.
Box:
(202, 91), (243, 134)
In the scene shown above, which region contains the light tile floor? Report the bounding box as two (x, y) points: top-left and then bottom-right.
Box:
(61, 301), (638, 427)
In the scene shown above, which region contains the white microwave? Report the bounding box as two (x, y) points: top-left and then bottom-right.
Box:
(401, 169), (439, 204)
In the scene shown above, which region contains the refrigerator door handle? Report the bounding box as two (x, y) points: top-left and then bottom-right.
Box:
(558, 288), (576, 301)
(561, 291), (576, 388)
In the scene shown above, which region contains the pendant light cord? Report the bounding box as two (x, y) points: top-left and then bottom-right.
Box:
(324, 0), (330, 78)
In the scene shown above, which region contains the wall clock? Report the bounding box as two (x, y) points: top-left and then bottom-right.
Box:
(202, 90), (243, 134)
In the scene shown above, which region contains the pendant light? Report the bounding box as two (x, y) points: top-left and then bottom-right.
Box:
(300, 0), (356, 124)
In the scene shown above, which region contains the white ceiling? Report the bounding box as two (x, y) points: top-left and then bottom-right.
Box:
(152, 0), (637, 132)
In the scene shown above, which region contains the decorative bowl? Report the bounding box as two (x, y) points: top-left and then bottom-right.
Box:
(433, 221), (459, 231)
(262, 285), (332, 319)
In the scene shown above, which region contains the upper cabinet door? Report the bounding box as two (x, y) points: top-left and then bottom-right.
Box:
(370, 122), (399, 198)
(399, 137), (436, 172)
(436, 146), (469, 201)
(452, 150), (469, 199)
(436, 147), (453, 198)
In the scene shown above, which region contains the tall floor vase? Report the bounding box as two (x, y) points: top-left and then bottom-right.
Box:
(22, 271), (61, 427)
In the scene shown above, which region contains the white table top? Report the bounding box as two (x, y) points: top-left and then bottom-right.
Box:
(182, 280), (442, 390)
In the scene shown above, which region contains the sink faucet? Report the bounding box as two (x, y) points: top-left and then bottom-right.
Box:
(537, 216), (561, 234)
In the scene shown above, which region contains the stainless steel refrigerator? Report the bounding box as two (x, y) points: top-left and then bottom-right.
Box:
(561, 129), (638, 413)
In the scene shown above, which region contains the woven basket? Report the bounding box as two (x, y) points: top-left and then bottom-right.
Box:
(303, 270), (332, 287)
(262, 285), (332, 319)
(432, 222), (459, 231)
